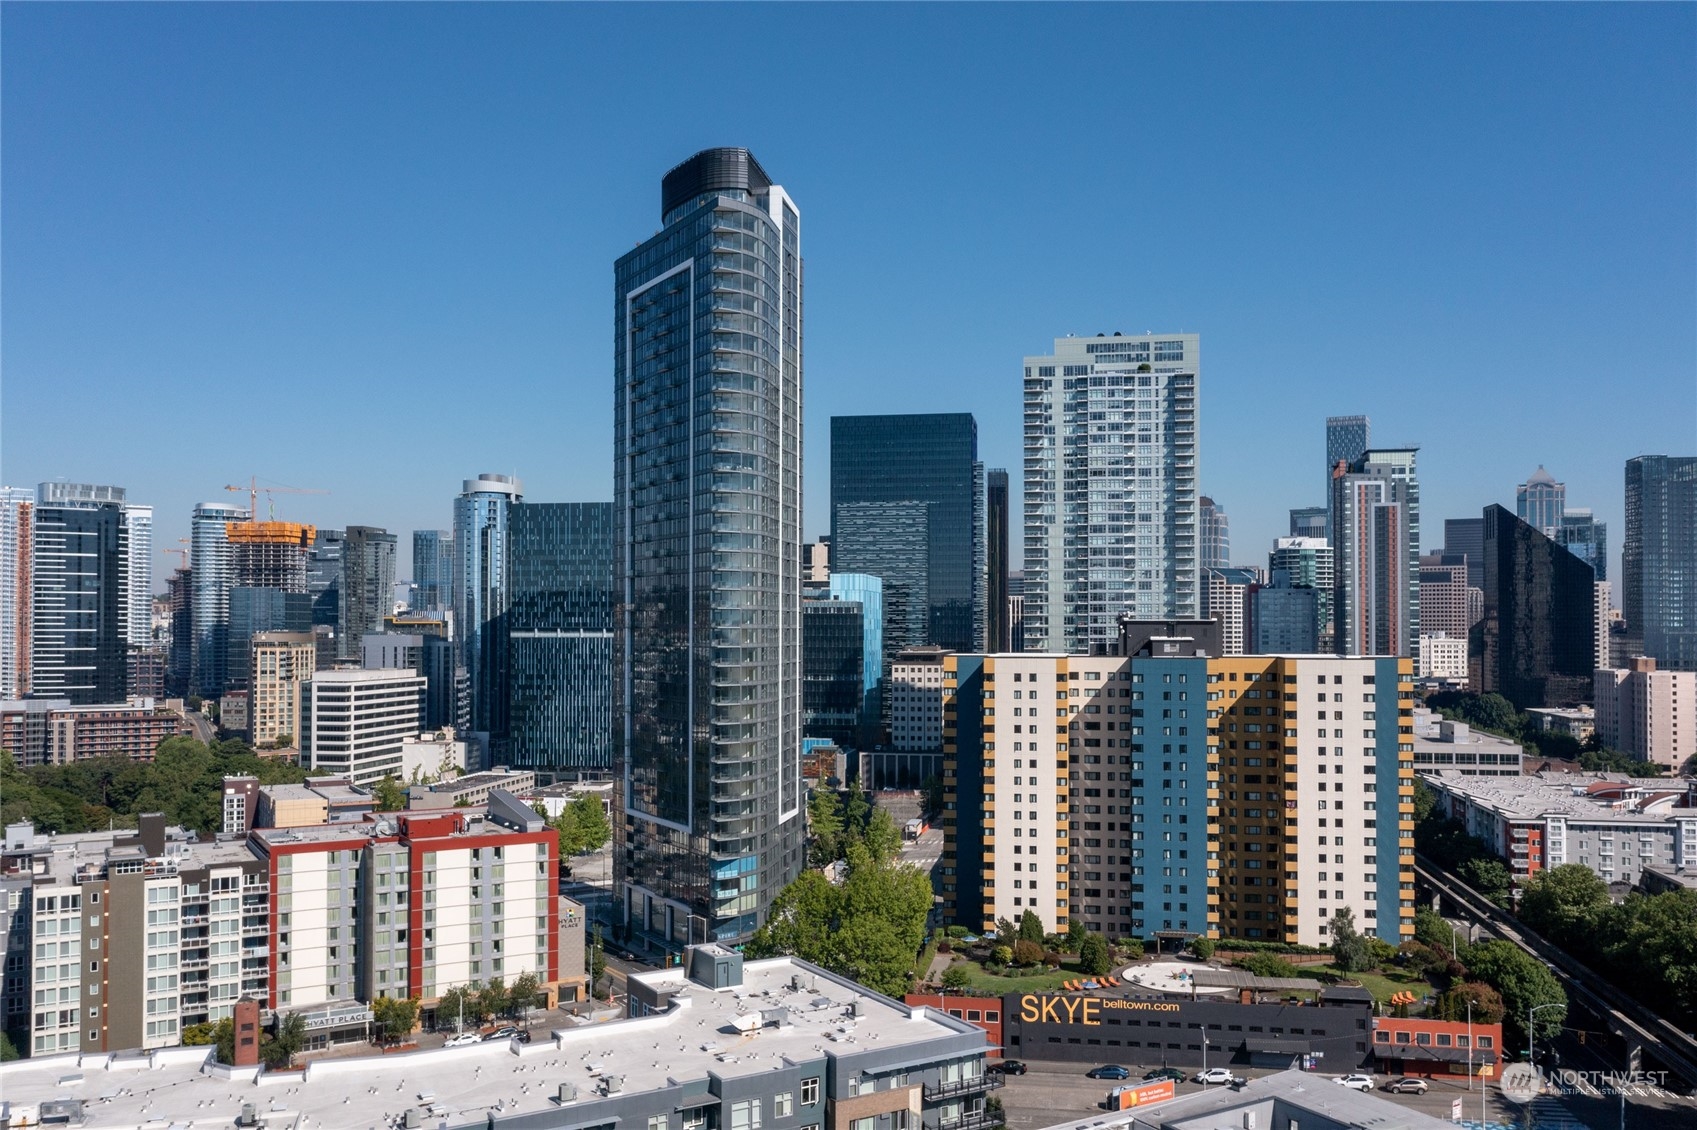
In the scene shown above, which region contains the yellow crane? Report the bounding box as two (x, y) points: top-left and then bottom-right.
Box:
(223, 476), (329, 521)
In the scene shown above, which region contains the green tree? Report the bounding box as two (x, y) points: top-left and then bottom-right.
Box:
(1066, 919), (1088, 951)
(555, 794), (613, 856)
(1413, 907), (1454, 954)
(590, 925), (607, 999)
(181, 1021), (217, 1045)
(1012, 939), (1044, 967)
(1239, 953), (1299, 979)
(1329, 907), (1372, 973)
(1192, 938), (1216, 962)
(1519, 864), (1612, 941)
(214, 1017), (236, 1066)
(842, 779), (871, 843)
(995, 916), (1019, 949)
(1079, 933), (1112, 976)
(0, 1030), (15, 1062)
(372, 775), (408, 812)
(1120, 936), (1146, 959)
(1018, 910), (1045, 945)
(989, 944), (1013, 967)
(371, 995), (419, 1044)
(263, 1012), (306, 1069)
(508, 971), (541, 1018)
(436, 984), (474, 1031)
(1398, 941), (1446, 979)
(863, 807), (903, 865)
(1601, 890), (1697, 1024)
(1464, 940), (1565, 1045)
(941, 964), (972, 990)
(1458, 857), (1512, 904)
(1432, 981), (1505, 1024)
(1412, 779), (1437, 823)
(807, 785), (843, 865)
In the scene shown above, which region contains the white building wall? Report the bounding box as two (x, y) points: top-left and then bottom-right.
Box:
(890, 660), (946, 751)
(983, 654), (1069, 934)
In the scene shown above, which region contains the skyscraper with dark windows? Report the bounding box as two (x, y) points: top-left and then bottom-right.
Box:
(1478, 504), (1598, 707)
(305, 527), (344, 630)
(504, 501), (614, 775)
(830, 413), (985, 654)
(1625, 456), (1697, 671)
(412, 530), (454, 612)
(29, 499), (128, 703)
(986, 469), (1010, 652)
(614, 148), (803, 949)
(1324, 414), (1370, 538)
(190, 501), (250, 697)
(454, 474), (522, 736)
(339, 526), (397, 661)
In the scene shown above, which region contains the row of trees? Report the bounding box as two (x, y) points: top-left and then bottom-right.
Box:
(1517, 864), (1697, 1026)
(1, 738), (310, 835)
(806, 780), (903, 867)
(1414, 780), (1514, 905)
(183, 1012), (308, 1069)
(1407, 906), (1566, 1047)
(433, 971), (545, 1031)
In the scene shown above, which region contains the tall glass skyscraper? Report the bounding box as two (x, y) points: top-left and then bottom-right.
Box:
(30, 500), (127, 703)
(1324, 414), (1370, 539)
(830, 413), (984, 653)
(1516, 466), (1566, 536)
(986, 469), (1010, 652)
(411, 530), (454, 611)
(1556, 509), (1608, 581)
(614, 148), (803, 948)
(454, 474), (523, 738)
(1199, 495), (1230, 569)
(1022, 333), (1200, 652)
(1625, 455), (1697, 671)
(339, 526), (397, 660)
(1330, 447), (1420, 657)
(190, 501), (250, 697)
(505, 501), (614, 775)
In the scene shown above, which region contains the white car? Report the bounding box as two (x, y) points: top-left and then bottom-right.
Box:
(1334, 1074), (1375, 1092)
(444, 1032), (482, 1047)
(1194, 1068), (1243, 1085)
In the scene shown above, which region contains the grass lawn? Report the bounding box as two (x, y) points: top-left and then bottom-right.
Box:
(1298, 962), (1434, 1005)
(953, 958), (1080, 994)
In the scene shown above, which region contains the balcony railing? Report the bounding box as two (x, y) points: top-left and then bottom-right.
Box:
(924, 1075), (1003, 1102)
(926, 1111), (1003, 1130)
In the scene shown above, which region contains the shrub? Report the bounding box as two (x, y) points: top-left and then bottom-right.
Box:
(1042, 950), (1064, 968)
(1012, 940), (1044, 967)
(937, 939), (952, 954)
(1238, 953), (1300, 979)
(990, 945), (1012, 967)
(946, 925), (971, 940)
(941, 964), (972, 990)
(1192, 938), (1216, 961)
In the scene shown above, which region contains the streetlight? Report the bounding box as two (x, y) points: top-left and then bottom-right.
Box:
(1201, 1032), (1210, 1085)
(1467, 998), (1474, 1093)
(1529, 1001), (1563, 1074)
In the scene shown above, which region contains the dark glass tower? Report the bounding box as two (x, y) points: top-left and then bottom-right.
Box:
(30, 502), (127, 703)
(412, 530), (454, 612)
(614, 148), (803, 948)
(1477, 504), (1597, 708)
(505, 502), (614, 775)
(1625, 456), (1697, 671)
(830, 413), (984, 653)
(986, 469), (1010, 651)
(339, 526), (396, 660)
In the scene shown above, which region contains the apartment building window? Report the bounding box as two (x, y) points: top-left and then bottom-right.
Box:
(774, 1093), (793, 1118)
(801, 1078), (820, 1105)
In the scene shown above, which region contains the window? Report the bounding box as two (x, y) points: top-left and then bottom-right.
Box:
(774, 1094), (793, 1118)
(801, 1078), (820, 1106)
(731, 1100), (762, 1130)
(651, 1117), (670, 1130)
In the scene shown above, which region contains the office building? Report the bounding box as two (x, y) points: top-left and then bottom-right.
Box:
(1595, 657), (1696, 772)
(1323, 414), (1370, 538)
(1417, 553), (1472, 642)
(803, 537), (830, 584)
(0, 487), (32, 699)
(29, 499), (128, 703)
(0, 697), (187, 766)
(454, 474), (523, 735)
(339, 525), (397, 660)
(831, 413), (985, 654)
(1023, 333), (1200, 653)
(225, 585), (312, 693)
(34, 485), (151, 655)
(1443, 516), (1486, 590)
(376, 610), (465, 731)
(1288, 505), (1327, 539)
(300, 668), (425, 785)
(251, 630), (318, 747)
(411, 528), (454, 611)
(987, 468), (1011, 652)
(804, 591), (869, 750)
(614, 148), (804, 948)
(1330, 447), (1420, 658)
(1201, 567), (1256, 655)
(1477, 504), (1597, 708)
(890, 644), (948, 755)
(1250, 582), (1320, 654)
(1422, 769), (1697, 888)
(1557, 508), (1609, 581)
(1516, 465), (1565, 535)
(1625, 455), (1697, 670)
(505, 501), (615, 774)
(164, 566), (192, 696)
(1525, 705), (1595, 744)
(1409, 708), (1525, 776)
(406, 767), (537, 810)
(1417, 633), (1468, 685)
(305, 526), (344, 630)
(190, 501), (250, 697)
(0, 945), (988, 1130)
(1267, 536), (1333, 651)
(943, 651), (1414, 947)
(126, 646), (166, 700)
(1198, 496), (1229, 570)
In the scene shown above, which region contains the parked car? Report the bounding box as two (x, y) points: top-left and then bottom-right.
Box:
(1194, 1068), (1244, 1086)
(513, 1030), (533, 1044)
(484, 1026), (519, 1041)
(1334, 1075), (1375, 1092)
(1143, 1067), (1186, 1083)
(444, 1033), (482, 1047)
(1383, 1077), (1429, 1095)
(991, 1061), (1027, 1075)
(1087, 1065), (1131, 1080)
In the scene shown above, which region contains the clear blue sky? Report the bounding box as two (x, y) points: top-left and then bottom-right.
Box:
(5, 3), (1693, 588)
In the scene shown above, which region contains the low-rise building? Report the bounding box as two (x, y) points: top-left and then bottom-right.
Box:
(1638, 862), (1697, 896)
(400, 728), (469, 782)
(1410, 708), (1525, 776)
(0, 947), (994, 1130)
(0, 697), (188, 766)
(1417, 632), (1468, 685)
(1422, 769), (1697, 887)
(1526, 706), (1596, 744)
(407, 766), (538, 809)
(1370, 1015), (1502, 1079)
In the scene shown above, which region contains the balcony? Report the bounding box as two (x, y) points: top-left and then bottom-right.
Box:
(924, 1075), (1003, 1102)
(926, 1111), (1004, 1130)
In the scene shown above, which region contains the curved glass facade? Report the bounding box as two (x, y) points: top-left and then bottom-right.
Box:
(614, 149), (803, 946)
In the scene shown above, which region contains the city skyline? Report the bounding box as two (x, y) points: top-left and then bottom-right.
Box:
(4, 5), (1692, 585)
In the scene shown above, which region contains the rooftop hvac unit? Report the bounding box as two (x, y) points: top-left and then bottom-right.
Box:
(1243, 1113), (1256, 1130)
(405, 1110), (422, 1129)
(558, 1083), (579, 1104)
(241, 1102), (258, 1127)
(604, 1075), (624, 1095)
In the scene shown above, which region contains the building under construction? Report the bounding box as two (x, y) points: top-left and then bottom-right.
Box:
(226, 521), (315, 593)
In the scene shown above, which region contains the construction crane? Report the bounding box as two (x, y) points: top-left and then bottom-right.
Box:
(224, 476), (330, 521)
(161, 537), (190, 569)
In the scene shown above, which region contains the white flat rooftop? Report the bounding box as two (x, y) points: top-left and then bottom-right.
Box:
(0, 957), (983, 1130)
